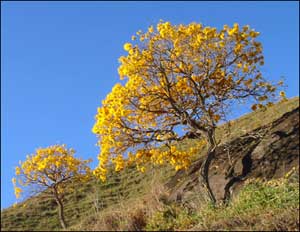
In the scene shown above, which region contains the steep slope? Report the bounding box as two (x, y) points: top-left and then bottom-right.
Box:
(166, 104), (299, 204)
(1, 97), (299, 231)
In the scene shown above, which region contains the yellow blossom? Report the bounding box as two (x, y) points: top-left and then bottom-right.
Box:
(92, 21), (283, 183)
(123, 43), (132, 51)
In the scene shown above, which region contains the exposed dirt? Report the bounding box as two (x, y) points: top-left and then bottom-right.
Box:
(166, 107), (299, 203)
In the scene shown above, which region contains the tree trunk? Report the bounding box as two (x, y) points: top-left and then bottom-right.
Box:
(55, 197), (67, 229)
(200, 129), (217, 204)
(53, 189), (67, 229)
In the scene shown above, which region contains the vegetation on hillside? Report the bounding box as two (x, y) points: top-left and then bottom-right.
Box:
(145, 167), (299, 231)
(1, 97), (299, 231)
(92, 21), (285, 204)
(11, 145), (92, 229)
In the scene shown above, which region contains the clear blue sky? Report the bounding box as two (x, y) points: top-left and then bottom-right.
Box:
(1, 1), (299, 209)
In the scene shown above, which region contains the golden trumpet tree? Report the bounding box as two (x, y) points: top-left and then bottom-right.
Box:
(12, 144), (92, 229)
(92, 21), (284, 203)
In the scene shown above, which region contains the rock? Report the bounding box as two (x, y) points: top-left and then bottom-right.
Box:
(166, 107), (300, 204)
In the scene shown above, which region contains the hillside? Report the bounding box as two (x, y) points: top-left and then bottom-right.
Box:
(1, 97), (299, 231)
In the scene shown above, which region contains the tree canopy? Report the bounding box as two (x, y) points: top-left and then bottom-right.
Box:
(13, 144), (92, 228)
(92, 21), (284, 183)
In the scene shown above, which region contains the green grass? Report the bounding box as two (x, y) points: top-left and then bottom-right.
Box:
(145, 168), (299, 231)
(1, 97), (299, 231)
(1, 162), (176, 231)
(194, 167), (299, 231)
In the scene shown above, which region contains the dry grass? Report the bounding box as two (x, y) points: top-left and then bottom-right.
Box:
(1, 97), (299, 231)
(70, 168), (170, 231)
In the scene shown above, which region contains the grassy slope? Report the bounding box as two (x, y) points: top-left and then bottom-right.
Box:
(145, 168), (299, 231)
(1, 97), (299, 231)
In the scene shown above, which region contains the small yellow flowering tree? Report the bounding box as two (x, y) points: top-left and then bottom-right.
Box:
(92, 21), (284, 203)
(12, 144), (92, 229)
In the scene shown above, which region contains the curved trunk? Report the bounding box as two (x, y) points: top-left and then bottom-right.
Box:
(200, 129), (217, 204)
(55, 197), (67, 229)
(53, 188), (67, 229)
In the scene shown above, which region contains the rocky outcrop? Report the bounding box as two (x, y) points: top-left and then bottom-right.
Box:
(166, 107), (299, 204)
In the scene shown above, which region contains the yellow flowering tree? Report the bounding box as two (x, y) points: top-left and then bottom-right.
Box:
(12, 144), (92, 229)
(92, 21), (284, 203)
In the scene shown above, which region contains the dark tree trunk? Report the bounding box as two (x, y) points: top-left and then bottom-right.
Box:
(55, 197), (67, 229)
(53, 188), (67, 229)
(200, 129), (217, 204)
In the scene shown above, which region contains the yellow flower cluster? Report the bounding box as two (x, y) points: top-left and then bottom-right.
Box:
(13, 144), (92, 199)
(14, 186), (22, 199)
(112, 155), (125, 172)
(92, 21), (283, 182)
(245, 167), (297, 188)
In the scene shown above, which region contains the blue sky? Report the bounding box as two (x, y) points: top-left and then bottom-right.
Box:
(1, 1), (299, 209)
